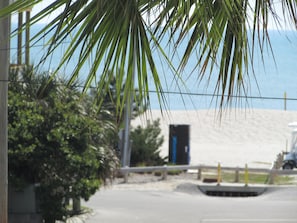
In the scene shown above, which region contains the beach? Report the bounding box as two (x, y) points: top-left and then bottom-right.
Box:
(132, 109), (297, 168)
(78, 108), (297, 223)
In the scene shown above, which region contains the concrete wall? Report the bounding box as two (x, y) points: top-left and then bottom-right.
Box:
(8, 213), (42, 223)
(8, 184), (42, 223)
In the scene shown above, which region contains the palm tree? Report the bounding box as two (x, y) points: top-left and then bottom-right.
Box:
(2, 0), (297, 111)
(1, 1), (297, 221)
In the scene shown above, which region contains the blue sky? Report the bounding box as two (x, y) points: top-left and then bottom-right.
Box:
(10, 0), (296, 30)
(11, 0), (63, 24)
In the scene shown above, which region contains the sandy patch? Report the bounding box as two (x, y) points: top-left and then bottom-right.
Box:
(132, 109), (297, 168)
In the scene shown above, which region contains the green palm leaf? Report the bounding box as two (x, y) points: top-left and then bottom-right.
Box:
(2, 0), (297, 110)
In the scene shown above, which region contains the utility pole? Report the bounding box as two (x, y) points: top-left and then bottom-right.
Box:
(25, 9), (31, 66)
(0, 0), (10, 222)
(17, 7), (31, 68)
(122, 38), (137, 167)
(17, 11), (23, 65)
(122, 90), (133, 167)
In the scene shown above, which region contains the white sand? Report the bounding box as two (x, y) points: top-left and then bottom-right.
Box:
(132, 109), (297, 168)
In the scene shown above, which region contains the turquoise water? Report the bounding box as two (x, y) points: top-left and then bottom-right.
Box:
(149, 30), (297, 110)
(10, 25), (297, 110)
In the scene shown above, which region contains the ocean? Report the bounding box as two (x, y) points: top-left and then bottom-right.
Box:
(10, 24), (297, 111)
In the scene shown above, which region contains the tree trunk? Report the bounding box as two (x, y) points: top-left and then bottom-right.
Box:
(72, 197), (81, 214)
(0, 1), (10, 222)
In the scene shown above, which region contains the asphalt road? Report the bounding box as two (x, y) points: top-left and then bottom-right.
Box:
(82, 183), (297, 223)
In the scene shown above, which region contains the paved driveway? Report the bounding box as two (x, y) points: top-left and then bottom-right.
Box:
(82, 183), (297, 223)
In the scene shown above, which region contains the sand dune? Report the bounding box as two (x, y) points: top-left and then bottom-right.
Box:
(132, 109), (297, 168)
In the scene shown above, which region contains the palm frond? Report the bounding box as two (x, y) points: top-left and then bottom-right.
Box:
(2, 0), (297, 110)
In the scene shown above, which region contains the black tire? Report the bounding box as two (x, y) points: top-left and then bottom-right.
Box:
(283, 163), (293, 170)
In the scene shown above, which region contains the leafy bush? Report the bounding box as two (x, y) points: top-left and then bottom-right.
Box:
(8, 69), (119, 222)
(130, 119), (166, 166)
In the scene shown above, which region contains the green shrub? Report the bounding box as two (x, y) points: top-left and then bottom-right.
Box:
(130, 119), (166, 166)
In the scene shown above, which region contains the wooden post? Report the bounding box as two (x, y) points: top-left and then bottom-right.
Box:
(124, 172), (128, 183)
(234, 167), (239, 183)
(217, 163), (221, 186)
(162, 170), (168, 181)
(197, 168), (202, 180)
(268, 169), (275, 185)
(162, 165), (168, 180)
(244, 164), (249, 186)
(0, 0), (10, 222)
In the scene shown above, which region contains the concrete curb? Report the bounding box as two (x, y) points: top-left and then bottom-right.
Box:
(66, 216), (84, 223)
(54, 210), (94, 223)
(66, 211), (95, 223)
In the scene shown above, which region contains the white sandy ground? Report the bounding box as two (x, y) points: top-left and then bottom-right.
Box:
(131, 109), (297, 169)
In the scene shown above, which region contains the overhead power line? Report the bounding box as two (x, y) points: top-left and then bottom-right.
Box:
(5, 77), (297, 103)
(151, 90), (297, 102)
